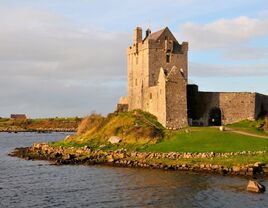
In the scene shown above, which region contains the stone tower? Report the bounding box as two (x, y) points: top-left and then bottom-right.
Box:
(121, 27), (188, 129)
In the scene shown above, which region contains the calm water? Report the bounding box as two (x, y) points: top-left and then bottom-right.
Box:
(1, 133), (268, 208)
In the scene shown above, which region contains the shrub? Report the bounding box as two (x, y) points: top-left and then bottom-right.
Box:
(76, 113), (104, 136)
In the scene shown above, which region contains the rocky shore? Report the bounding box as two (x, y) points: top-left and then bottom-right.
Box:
(9, 143), (268, 177)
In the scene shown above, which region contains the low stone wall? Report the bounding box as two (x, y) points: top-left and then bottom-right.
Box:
(9, 143), (268, 177)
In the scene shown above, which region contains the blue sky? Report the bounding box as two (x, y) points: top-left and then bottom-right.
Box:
(0, 0), (268, 117)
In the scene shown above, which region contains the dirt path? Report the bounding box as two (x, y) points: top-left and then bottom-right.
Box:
(225, 128), (268, 139)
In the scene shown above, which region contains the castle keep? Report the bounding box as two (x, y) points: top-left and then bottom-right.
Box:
(117, 27), (268, 129)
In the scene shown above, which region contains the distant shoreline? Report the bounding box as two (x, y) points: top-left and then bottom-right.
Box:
(0, 129), (76, 133)
(0, 117), (81, 133)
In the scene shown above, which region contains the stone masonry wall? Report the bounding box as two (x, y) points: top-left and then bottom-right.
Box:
(187, 88), (257, 125)
(255, 93), (268, 117)
(127, 27), (188, 129)
(219, 93), (256, 124)
(165, 67), (188, 129)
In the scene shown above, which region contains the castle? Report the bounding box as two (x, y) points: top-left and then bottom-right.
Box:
(117, 27), (268, 129)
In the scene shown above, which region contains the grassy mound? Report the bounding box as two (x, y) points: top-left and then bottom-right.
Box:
(56, 110), (165, 148)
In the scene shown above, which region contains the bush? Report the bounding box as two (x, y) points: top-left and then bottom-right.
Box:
(76, 113), (104, 136)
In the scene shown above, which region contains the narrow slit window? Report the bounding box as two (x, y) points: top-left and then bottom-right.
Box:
(166, 53), (170, 63)
(150, 93), (152, 99)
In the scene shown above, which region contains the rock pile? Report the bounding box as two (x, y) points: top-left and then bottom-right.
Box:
(9, 143), (268, 177)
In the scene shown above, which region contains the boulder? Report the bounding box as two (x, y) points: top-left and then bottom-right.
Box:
(108, 136), (122, 144)
(247, 180), (265, 193)
(232, 166), (241, 172)
(64, 135), (71, 140)
(106, 155), (114, 163)
(99, 145), (106, 149)
(219, 126), (225, 131)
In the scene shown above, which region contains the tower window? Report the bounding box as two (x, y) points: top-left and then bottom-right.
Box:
(166, 53), (170, 63)
(150, 93), (152, 99)
(136, 56), (138, 65)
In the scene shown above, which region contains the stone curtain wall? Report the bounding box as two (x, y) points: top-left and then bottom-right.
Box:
(188, 90), (256, 125)
(219, 93), (256, 124)
(255, 93), (268, 117)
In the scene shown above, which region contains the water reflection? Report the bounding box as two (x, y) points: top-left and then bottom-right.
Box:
(0, 133), (267, 208)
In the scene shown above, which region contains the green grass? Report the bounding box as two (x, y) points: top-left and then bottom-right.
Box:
(143, 127), (268, 153)
(51, 112), (268, 154)
(227, 119), (268, 136)
(56, 127), (268, 153)
(144, 153), (268, 167)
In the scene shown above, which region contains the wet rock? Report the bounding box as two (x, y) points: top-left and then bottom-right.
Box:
(106, 155), (114, 163)
(247, 180), (265, 193)
(254, 162), (265, 167)
(232, 166), (240, 172)
(262, 165), (268, 173)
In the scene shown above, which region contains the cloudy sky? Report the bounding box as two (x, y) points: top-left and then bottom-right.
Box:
(1, 0), (268, 118)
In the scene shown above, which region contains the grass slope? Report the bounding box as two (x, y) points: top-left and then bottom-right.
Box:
(52, 111), (268, 154)
(144, 127), (268, 153)
(58, 110), (165, 148)
(227, 119), (268, 136)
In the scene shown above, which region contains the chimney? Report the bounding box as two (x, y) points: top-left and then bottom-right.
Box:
(145, 28), (151, 38)
(134, 27), (142, 44)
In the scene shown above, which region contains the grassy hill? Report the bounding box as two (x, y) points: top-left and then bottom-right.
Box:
(52, 111), (268, 153)
(55, 110), (165, 148)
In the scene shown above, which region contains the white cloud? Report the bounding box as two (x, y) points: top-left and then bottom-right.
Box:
(180, 16), (268, 77)
(0, 6), (130, 117)
(180, 16), (268, 50)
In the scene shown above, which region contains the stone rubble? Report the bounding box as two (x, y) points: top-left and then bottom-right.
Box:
(8, 143), (268, 177)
